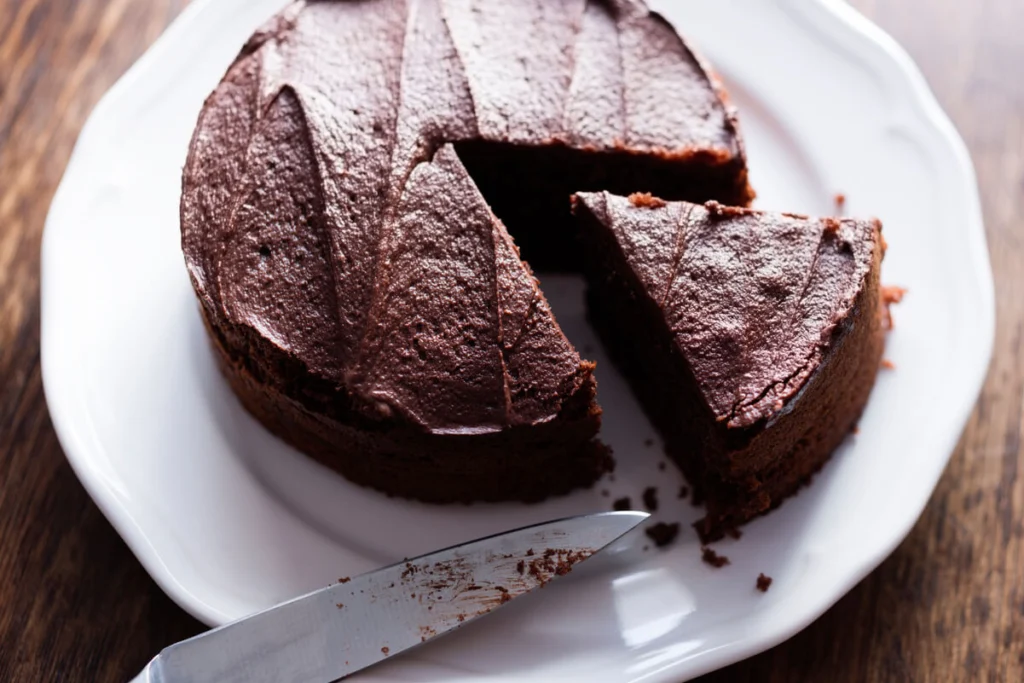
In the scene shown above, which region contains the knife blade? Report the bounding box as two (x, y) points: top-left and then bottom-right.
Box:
(131, 511), (647, 682)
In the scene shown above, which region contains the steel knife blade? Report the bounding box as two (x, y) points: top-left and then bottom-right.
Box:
(131, 511), (648, 682)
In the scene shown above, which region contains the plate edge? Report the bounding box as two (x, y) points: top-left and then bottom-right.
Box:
(37, 0), (998, 678)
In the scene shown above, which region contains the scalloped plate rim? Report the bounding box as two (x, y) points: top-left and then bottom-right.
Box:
(40, 0), (994, 680)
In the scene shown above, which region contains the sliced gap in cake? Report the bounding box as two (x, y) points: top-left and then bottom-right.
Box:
(453, 140), (752, 272)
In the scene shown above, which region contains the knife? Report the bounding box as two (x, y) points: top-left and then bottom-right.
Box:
(130, 510), (648, 682)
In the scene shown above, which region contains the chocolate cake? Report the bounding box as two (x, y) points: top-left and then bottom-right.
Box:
(180, 0), (752, 502)
(573, 193), (885, 540)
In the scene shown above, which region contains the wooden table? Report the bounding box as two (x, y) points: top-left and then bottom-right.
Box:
(1, 1), (1020, 680)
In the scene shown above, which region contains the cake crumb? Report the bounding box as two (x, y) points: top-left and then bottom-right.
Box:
(338, 577), (351, 584)
(613, 496), (632, 511)
(834, 192), (846, 214)
(881, 358), (895, 370)
(704, 200), (727, 218)
(381, 647), (390, 655)
(336, 603), (344, 609)
(678, 485), (690, 499)
(882, 285), (906, 304)
(822, 216), (841, 235)
(881, 285), (906, 330)
(756, 573), (773, 592)
(516, 560), (525, 575)
(629, 192), (667, 208)
(690, 486), (705, 506)
(645, 522), (680, 548)
(642, 486), (659, 512)
(701, 546), (730, 568)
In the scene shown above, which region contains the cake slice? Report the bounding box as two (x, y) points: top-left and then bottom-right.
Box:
(574, 192), (885, 540)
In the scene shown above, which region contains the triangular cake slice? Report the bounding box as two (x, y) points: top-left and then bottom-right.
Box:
(573, 192), (885, 540)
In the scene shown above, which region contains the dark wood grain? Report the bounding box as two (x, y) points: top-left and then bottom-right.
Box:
(0, 1), (1020, 681)
(0, 2), (204, 681)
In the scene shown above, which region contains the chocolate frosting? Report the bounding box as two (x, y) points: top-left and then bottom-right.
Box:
(181, 0), (743, 434)
(575, 193), (880, 428)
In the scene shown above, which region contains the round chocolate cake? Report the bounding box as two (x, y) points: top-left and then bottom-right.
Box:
(181, 0), (753, 502)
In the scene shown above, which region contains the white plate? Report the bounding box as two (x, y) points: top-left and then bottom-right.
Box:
(41, 0), (993, 680)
